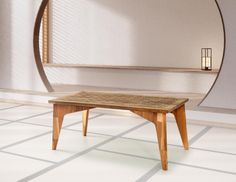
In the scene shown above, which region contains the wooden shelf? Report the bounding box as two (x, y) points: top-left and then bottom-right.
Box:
(43, 63), (219, 74)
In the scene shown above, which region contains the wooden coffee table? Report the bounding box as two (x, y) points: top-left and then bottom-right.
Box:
(49, 91), (189, 170)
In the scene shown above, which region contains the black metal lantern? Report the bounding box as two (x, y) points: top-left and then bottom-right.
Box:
(201, 48), (212, 71)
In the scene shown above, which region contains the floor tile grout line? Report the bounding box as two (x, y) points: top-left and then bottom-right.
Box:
(0, 118), (14, 123)
(0, 121), (14, 126)
(63, 113), (105, 129)
(188, 126), (212, 145)
(0, 150), (57, 164)
(189, 146), (236, 156)
(17, 122), (149, 182)
(13, 120), (82, 129)
(15, 111), (53, 122)
(0, 104), (25, 111)
(95, 148), (158, 162)
(169, 161), (236, 176)
(95, 148), (236, 176)
(136, 163), (162, 182)
(121, 136), (181, 146)
(121, 136), (236, 156)
(0, 119), (12, 122)
(0, 131), (52, 151)
(16, 121), (53, 129)
(134, 125), (213, 182)
(96, 148), (163, 182)
(0, 113), (103, 130)
(0, 111), (53, 127)
(63, 129), (115, 137)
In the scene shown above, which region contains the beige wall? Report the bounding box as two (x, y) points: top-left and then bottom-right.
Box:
(0, 0), (47, 91)
(45, 67), (217, 93)
(50, 0), (223, 69)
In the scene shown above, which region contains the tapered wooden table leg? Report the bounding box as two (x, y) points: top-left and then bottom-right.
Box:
(52, 104), (91, 150)
(82, 110), (89, 136)
(52, 105), (64, 150)
(154, 113), (168, 170)
(50, 92), (190, 171)
(172, 105), (189, 150)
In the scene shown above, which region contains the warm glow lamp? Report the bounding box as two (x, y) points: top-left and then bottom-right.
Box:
(201, 48), (212, 71)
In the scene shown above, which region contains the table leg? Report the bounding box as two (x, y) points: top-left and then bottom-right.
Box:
(52, 104), (64, 150)
(82, 110), (89, 136)
(154, 113), (168, 170)
(172, 105), (189, 150)
(52, 104), (90, 150)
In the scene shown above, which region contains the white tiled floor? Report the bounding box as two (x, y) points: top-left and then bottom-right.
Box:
(192, 127), (236, 154)
(0, 119), (11, 125)
(0, 102), (236, 182)
(67, 114), (145, 136)
(21, 111), (100, 127)
(0, 123), (50, 149)
(123, 121), (206, 146)
(148, 164), (236, 182)
(31, 150), (158, 182)
(0, 102), (20, 110)
(0, 152), (51, 182)
(4, 130), (110, 162)
(0, 105), (51, 121)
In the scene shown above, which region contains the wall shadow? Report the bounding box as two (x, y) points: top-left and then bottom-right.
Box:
(84, 0), (223, 68)
(0, 0), (12, 88)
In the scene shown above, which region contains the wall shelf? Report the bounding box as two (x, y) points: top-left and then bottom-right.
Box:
(44, 63), (219, 74)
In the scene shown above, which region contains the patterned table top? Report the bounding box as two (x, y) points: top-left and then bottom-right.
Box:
(49, 91), (188, 113)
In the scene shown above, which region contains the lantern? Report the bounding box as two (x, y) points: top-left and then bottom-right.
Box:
(201, 48), (212, 71)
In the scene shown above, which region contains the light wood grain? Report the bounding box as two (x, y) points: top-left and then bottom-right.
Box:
(52, 104), (91, 150)
(44, 63), (219, 74)
(131, 110), (155, 123)
(172, 105), (189, 150)
(42, 4), (49, 64)
(33, 0), (54, 92)
(154, 113), (168, 170)
(131, 111), (168, 170)
(82, 110), (89, 136)
(50, 91), (189, 170)
(49, 91), (188, 113)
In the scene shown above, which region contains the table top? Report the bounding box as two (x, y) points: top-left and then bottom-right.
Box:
(49, 91), (188, 113)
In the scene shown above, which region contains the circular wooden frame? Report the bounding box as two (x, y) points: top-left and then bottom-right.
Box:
(199, 0), (226, 106)
(33, 0), (225, 96)
(33, 0), (54, 92)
